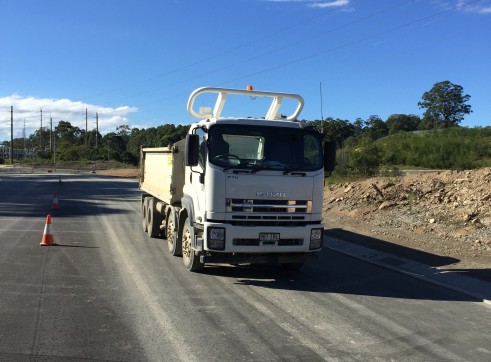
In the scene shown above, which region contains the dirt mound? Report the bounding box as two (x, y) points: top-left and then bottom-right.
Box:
(323, 168), (491, 273)
(96, 168), (140, 178)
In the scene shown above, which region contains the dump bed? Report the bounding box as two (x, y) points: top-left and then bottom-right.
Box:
(140, 139), (186, 205)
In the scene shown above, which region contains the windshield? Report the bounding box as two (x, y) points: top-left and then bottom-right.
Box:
(207, 124), (323, 172)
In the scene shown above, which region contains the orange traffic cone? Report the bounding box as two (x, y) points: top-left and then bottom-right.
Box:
(40, 214), (56, 246)
(52, 192), (59, 210)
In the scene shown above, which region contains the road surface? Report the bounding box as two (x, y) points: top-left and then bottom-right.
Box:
(1, 173), (490, 361)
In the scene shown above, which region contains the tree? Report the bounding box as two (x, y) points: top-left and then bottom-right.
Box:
(55, 121), (82, 145)
(116, 125), (131, 142)
(103, 133), (127, 162)
(418, 80), (472, 129)
(310, 118), (355, 147)
(353, 118), (364, 137)
(386, 114), (421, 134)
(363, 115), (388, 140)
(127, 128), (145, 156)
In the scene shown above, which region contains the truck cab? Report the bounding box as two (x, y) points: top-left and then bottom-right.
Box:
(140, 87), (335, 272)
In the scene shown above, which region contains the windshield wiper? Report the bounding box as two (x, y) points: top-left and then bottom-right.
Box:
(283, 166), (307, 176)
(222, 165), (250, 173)
(251, 167), (269, 173)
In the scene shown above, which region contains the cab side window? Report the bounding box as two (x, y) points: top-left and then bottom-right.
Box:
(196, 128), (206, 170)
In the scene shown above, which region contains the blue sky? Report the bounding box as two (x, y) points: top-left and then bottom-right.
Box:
(1, 0), (490, 140)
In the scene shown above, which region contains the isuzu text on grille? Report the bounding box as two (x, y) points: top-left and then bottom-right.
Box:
(256, 192), (286, 198)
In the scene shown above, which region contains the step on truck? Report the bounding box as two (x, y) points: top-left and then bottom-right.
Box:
(140, 86), (335, 272)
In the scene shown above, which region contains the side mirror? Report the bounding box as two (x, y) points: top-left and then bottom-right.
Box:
(323, 141), (336, 173)
(185, 134), (199, 167)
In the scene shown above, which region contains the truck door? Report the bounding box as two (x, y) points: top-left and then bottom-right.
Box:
(190, 128), (206, 222)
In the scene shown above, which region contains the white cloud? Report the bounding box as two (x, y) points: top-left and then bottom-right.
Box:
(0, 94), (138, 140)
(435, 0), (491, 14)
(456, 0), (491, 14)
(264, 0), (351, 8)
(309, 0), (351, 9)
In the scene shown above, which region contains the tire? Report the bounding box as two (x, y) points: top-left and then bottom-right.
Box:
(146, 198), (161, 238)
(142, 197), (149, 233)
(166, 210), (181, 256)
(182, 218), (204, 272)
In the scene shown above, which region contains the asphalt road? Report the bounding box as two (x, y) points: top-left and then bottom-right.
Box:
(1, 173), (491, 361)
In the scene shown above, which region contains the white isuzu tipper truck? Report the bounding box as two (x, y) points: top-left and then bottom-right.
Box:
(140, 87), (335, 272)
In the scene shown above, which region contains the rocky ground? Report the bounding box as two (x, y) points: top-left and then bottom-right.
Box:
(323, 168), (491, 280)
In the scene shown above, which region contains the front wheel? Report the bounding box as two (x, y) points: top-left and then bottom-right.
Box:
(182, 218), (204, 272)
(166, 212), (181, 256)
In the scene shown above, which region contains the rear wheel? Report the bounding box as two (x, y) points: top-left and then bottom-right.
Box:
(142, 198), (149, 232)
(166, 211), (181, 256)
(182, 218), (204, 272)
(146, 198), (161, 238)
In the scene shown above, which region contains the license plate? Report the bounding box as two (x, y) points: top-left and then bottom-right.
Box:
(259, 233), (280, 242)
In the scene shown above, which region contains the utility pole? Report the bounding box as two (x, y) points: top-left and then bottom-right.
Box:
(23, 119), (26, 154)
(53, 129), (56, 163)
(85, 108), (88, 147)
(95, 112), (99, 149)
(10, 106), (13, 164)
(319, 82), (324, 134)
(40, 108), (43, 149)
(50, 116), (53, 156)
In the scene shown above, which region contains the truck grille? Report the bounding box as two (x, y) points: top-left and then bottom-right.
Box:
(226, 199), (311, 213)
(225, 199), (313, 225)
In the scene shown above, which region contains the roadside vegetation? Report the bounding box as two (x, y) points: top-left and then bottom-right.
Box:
(2, 80), (489, 175)
(0, 123), (189, 168)
(323, 125), (491, 180)
(311, 80), (490, 179)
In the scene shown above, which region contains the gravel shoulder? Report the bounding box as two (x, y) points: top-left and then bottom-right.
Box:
(95, 168), (140, 177)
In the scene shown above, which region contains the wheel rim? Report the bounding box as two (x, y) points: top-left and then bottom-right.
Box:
(167, 219), (175, 251)
(182, 226), (191, 263)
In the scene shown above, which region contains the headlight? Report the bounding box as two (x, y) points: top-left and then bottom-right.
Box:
(207, 227), (225, 250)
(309, 228), (323, 250)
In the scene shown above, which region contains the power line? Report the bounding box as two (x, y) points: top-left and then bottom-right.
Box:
(3, 0), (484, 130)
(132, 0), (470, 111)
(222, 0), (478, 86)
(83, 1), (354, 103)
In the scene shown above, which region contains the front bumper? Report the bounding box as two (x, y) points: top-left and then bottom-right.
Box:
(200, 252), (317, 264)
(203, 222), (324, 253)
